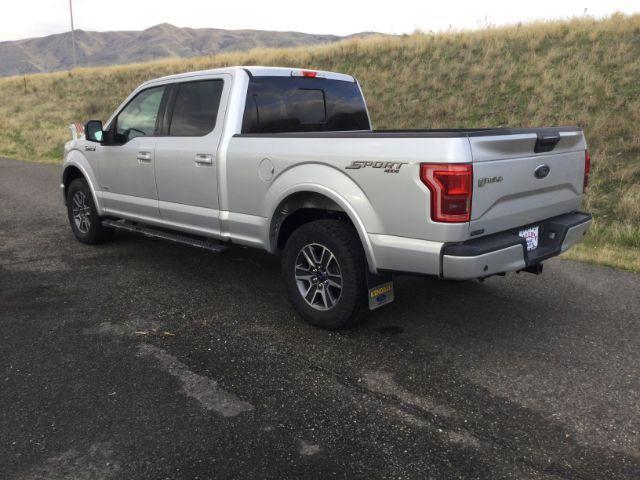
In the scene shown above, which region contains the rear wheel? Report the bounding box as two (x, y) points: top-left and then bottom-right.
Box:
(66, 178), (114, 244)
(281, 220), (367, 329)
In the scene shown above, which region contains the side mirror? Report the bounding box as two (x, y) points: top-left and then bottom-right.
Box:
(85, 120), (104, 143)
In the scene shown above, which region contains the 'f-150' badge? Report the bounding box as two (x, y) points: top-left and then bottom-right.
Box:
(478, 176), (503, 187)
(345, 161), (407, 173)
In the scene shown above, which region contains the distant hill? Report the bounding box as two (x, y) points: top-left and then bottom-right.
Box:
(0, 24), (378, 77)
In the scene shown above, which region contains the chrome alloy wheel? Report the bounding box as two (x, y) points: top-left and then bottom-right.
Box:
(295, 243), (343, 311)
(72, 190), (91, 234)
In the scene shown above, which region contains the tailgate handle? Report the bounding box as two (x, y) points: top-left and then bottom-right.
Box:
(534, 134), (561, 153)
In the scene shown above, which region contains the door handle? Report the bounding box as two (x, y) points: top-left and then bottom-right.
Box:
(195, 153), (213, 166)
(136, 151), (152, 163)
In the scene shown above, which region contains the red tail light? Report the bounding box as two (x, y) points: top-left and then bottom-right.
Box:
(583, 150), (591, 192)
(420, 163), (473, 223)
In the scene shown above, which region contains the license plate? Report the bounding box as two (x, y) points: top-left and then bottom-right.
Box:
(519, 226), (539, 251)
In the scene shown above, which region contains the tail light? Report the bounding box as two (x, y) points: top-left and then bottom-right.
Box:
(420, 163), (473, 222)
(583, 150), (591, 192)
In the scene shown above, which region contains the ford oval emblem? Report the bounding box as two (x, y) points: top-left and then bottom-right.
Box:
(534, 164), (550, 179)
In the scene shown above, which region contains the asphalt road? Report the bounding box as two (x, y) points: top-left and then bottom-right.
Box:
(1, 157), (639, 479)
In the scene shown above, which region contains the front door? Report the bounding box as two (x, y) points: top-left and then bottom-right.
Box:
(153, 76), (230, 237)
(98, 85), (167, 222)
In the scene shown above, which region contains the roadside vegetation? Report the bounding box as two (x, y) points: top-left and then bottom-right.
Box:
(0, 14), (638, 272)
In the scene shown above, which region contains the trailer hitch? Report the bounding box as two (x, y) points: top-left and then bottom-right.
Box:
(521, 263), (544, 275)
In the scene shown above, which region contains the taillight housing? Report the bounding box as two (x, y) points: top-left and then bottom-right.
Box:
(583, 150), (591, 192)
(420, 163), (473, 223)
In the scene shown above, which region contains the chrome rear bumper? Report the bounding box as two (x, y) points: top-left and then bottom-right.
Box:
(441, 211), (592, 280)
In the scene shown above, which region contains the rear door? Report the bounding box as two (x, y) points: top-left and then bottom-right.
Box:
(469, 129), (587, 237)
(154, 76), (230, 237)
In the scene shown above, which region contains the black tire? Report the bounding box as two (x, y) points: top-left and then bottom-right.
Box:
(66, 178), (114, 244)
(281, 219), (367, 330)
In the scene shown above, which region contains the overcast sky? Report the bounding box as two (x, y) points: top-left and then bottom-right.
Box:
(1, 0), (639, 42)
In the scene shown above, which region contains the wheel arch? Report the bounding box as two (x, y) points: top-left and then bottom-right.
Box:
(264, 166), (383, 273)
(271, 192), (349, 249)
(61, 151), (103, 216)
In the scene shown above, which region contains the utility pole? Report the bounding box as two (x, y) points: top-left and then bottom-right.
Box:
(23, 68), (28, 95)
(69, 0), (77, 69)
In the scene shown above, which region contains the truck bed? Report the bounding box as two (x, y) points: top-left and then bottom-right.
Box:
(228, 125), (587, 249)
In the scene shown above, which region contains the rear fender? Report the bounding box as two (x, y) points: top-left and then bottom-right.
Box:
(264, 164), (383, 273)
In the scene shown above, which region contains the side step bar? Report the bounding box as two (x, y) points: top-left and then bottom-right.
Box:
(102, 219), (228, 253)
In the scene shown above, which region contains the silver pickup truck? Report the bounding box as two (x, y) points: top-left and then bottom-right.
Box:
(61, 66), (592, 329)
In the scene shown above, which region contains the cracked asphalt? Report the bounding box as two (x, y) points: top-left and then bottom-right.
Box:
(1, 157), (639, 479)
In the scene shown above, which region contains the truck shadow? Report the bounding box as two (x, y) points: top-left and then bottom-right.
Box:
(112, 230), (573, 338)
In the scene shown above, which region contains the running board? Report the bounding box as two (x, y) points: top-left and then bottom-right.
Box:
(102, 219), (228, 253)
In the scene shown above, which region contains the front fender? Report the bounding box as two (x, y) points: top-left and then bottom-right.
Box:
(263, 163), (383, 272)
(61, 148), (103, 216)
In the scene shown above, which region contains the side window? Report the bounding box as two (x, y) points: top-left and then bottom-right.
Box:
(116, 86), (165, 142)
(168, 80), (223, 136)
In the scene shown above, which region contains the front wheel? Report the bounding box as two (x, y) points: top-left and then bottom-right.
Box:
(281, 219), (367, 330)
(66, 178), (114, 244)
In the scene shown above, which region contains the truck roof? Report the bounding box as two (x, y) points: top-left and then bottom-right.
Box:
(143, 66), (355, 87)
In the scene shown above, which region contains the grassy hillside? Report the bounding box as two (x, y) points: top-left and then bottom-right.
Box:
(0, 14), (638, 271)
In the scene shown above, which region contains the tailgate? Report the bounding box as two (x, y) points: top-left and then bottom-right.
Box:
(469, 129), (586, 236)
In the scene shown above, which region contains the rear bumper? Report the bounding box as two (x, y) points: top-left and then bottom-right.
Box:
(441, 211), (592, 280)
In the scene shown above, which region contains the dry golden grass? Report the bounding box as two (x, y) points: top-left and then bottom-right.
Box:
(563, 243), (640, 273)
(0, 14), (638, 271)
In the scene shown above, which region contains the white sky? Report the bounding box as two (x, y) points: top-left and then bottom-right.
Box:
(1, 0), (639, 42)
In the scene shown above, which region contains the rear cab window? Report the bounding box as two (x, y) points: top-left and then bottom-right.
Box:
(241, 76), (370, 134)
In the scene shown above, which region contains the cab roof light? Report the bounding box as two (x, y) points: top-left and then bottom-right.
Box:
(291, 70), (318, 78)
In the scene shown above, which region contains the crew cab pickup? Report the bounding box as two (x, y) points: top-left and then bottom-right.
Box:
(61, 66), (592, 329)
